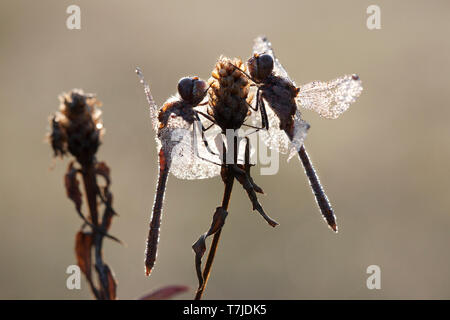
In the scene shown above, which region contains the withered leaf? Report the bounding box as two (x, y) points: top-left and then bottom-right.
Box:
(96, 161), (111, 188)
(192, 207), (228, 289)
(65, 161), (82, 212)
(104, 264), (117, 300)
(102, 192), (115, 231)
(75, 231), (93, 280)
(50, 115), (67, 157)
(139, 285), (189, 300)
(206, 207), (228, 238)
(96, 161), (117, 231)
(235, 168), (278, 227)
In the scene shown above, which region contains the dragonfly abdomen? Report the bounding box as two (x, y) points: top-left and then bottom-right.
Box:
(298, 145), (337, 232)
(145, 148), (171, 276)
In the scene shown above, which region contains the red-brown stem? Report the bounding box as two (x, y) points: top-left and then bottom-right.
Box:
(82, 164), (99, 226)
(194, 167), (234, 300)
(81, 162), (110, 300)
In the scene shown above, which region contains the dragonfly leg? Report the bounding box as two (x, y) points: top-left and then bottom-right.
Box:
(259, 91), (269, 130)
(194, 113), (220, 157)
(195, 110), (216, 123)
(243, 88), (268, 131)
(192, 121), (222, 167)
(229, 63), (258, 84)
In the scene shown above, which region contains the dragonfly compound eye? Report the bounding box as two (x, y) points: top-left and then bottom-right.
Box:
(178, 77), (207, 103)
(177, 77), (195, 102)
(191, 78), (208, 102)
(248, 53), (273, 82)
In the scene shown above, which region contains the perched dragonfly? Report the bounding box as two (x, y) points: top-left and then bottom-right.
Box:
(234, 36), (363, 232)
(136, 67), (223, 276)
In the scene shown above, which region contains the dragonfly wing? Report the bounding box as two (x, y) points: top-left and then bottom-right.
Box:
(287, 110), (310, 161)
(253, 101), (309, 160)
(297, 74), (363, 119)
(250, 100), (291, 154)
(253, 37), (292, 154)
(253, 36), (292, 82)
(253, 37), (309, 158)
(160, 115), (221, 180)
(136, 67), (160, 131)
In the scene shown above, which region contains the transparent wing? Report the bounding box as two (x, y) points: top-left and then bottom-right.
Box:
(251, 100), (290, 154)
(287, 110), (310, 161)
(297, 74), (363, 119)
(253, 37), (309, 158)
(251, 107), (309, 163)
(249, 97), (309, 159)
(136, 67), (160, 131)
(253, 36), (293, 83)
(253, 37), (294, 153)
(253, 38), (363, 119)
(159, 115), (222, 180)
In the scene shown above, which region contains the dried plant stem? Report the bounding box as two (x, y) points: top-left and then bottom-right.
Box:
(81, 163), (111, 300)
(195, 167), (234, 300)
(82, 165), (99, 225)
(49, 90), (121, 300)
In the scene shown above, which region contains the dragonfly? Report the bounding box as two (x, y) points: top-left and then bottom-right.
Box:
(136, 67), (224, 276)
(136, 60), (277, 277)
(233, 36), (363, 232)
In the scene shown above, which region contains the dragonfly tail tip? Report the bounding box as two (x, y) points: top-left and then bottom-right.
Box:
(330, 223), (338, 233)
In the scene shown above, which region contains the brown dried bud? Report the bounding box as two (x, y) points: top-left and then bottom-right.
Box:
(49, 89), (104, 166)
(208, 56), (252, 130)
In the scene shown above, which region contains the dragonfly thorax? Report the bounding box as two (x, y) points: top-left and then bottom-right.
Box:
(261, 75), (298, 132)
(157, 100), (196, 130)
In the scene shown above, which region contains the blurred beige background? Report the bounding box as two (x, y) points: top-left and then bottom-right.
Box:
(0, 0), (449, 299)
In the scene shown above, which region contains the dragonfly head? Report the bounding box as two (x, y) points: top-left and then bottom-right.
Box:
(248, 53), (273, 82)
(177, 77), (208, 104)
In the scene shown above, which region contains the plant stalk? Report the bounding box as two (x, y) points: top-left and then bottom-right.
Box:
(194, 166), (234, 300)
(81, 162), (110, 300)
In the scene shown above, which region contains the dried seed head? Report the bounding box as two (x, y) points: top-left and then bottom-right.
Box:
(49, 89), (104, 166)
(208, 56), (252, 130)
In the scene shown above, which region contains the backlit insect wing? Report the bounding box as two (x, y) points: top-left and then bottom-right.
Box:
(164, 107), (222, 180)
(252, 37), (309, 160)
(251, 105), (308, 160)
(253, 36), (363, 120)
(253, 36), (291, 81)
(136, 68), (221, 180)
(296, 75), (363, 119)
(288, 109), (309, 160)
(136, 67), (160, 132)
